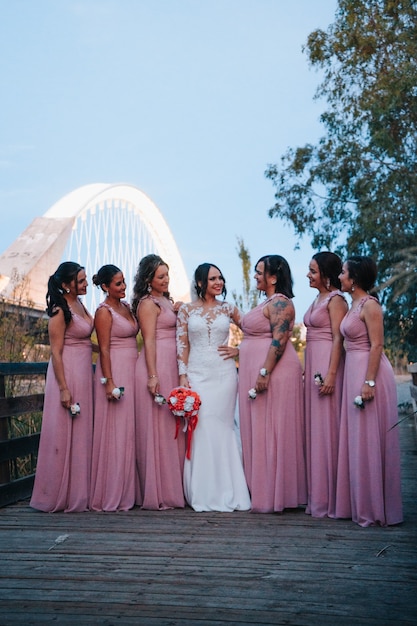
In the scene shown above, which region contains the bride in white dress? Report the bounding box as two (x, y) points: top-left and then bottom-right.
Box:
(176, 263), (251, 512)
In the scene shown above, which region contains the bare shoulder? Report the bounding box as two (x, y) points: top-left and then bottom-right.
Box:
(328, 293), (348, 312)
(362, 296), (381, 313)
(269, 294), (293, 314)
(94, 304), (111, 322)
(361, 296), (383, 322)
(139, 296), (160, 312)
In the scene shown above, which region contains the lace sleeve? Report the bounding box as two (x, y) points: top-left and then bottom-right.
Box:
(229, 303), (243, 328)
(176, 304), (190, 375)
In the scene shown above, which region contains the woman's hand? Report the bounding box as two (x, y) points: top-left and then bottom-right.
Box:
(255, 372), (270, 393)
(105, 379), (117, 401)
(319, 372), (336, 396)
(218, 345), (239, 360)
(60, 388), (71, 409)
(361, 382), (375, 402)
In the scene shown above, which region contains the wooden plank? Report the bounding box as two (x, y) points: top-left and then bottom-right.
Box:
(0, 475), (35, 508)
(0, 394), (44, 418)
(0, 397), (415, 625)
(0, 363), (48, 377)
(0, 432), (40, 463)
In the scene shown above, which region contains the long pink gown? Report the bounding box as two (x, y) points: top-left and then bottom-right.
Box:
(303, 291), (345, 518)
(90, 302), (139, 512)
(135, 295), (185, 510)
(30, 304), (94, 512)
(335, 296), (403, 527)
(238, 294), (307, 513)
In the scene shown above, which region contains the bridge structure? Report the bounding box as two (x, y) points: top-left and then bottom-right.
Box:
(0, 183), (190, 314)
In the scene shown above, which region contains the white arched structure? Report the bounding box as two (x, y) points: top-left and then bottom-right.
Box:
(0, 183), (190, 312)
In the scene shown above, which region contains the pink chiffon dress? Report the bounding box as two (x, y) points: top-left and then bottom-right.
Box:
(335, 296), (403, 527)
(90, 302), (139, 512)
(30, 304), (94, 512)
(135, 295), (185, 510)
(238, 294), (307, 513)
(303, 291), (345, 518)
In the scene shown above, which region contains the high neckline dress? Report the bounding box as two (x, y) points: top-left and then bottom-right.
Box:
(177, 301), (251, 512)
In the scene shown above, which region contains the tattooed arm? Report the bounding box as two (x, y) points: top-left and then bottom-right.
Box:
(255, 295), (294, 393)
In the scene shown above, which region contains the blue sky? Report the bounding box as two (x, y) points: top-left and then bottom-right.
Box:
(0, 0), (338, 320)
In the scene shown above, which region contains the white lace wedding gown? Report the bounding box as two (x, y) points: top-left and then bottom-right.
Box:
(176, 301), (251, 512)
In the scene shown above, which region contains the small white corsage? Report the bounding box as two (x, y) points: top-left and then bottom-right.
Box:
(69, 402), (80, 417)
(100, 377), (108, 385)
(314, 372), (324, 386)
(112, 386), (125, 399)
(154, 393), (167, 405)
(248, 388), (257, 399)
(354, 396), (365, 409)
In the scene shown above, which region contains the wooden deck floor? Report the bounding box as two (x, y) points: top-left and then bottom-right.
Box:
(0, 419), (416, 625)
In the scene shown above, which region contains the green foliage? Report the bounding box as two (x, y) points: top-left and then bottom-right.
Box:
(231, 237), (259, 314)
(265, 0), (417, 360)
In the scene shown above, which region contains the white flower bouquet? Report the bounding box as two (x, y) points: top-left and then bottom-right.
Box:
(69, 402), (80, 417)
(354, 395), (365, 409)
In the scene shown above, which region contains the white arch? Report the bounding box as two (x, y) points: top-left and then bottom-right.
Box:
(0, 183), (190, 310)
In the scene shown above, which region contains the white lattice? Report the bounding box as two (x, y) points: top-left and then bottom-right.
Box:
(47, 183), (190, 313)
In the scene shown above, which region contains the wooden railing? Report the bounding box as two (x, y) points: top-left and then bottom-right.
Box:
(0, 362), (47, 507)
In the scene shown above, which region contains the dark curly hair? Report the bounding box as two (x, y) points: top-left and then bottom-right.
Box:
(46, 261), (85, 325)
(131, 254), (170, 316)
(256, 255), (294, 298)
(194, 263), (227, 301)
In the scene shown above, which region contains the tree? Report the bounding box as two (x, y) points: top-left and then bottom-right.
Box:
(230, 238), (258, 349)
(231, 237), (259, 314)
(265, 0), (417, 360)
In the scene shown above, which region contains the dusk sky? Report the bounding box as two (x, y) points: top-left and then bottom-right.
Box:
(0, 0), (338, 319)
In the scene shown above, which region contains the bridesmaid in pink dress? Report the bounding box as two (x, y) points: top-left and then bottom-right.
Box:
(237, 255), (307, 513)
(30, 262), (94, 512)
(90, 265), (139, 512)
(131, 254), (185, 510)
(304, 252), (347, 518)
(335, 256), (402, 527)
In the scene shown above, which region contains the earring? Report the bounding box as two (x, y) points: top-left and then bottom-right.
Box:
(147, 284), (152, 293)
(351, 284), (355, 293)
(326, 279), (330, 289)
(66, 289), (70, 293)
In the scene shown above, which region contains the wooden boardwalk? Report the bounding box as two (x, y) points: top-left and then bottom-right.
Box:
(0, 419), (416, 625)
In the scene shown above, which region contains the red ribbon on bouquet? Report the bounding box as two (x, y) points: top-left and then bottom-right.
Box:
(167, 386), (201, 460)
